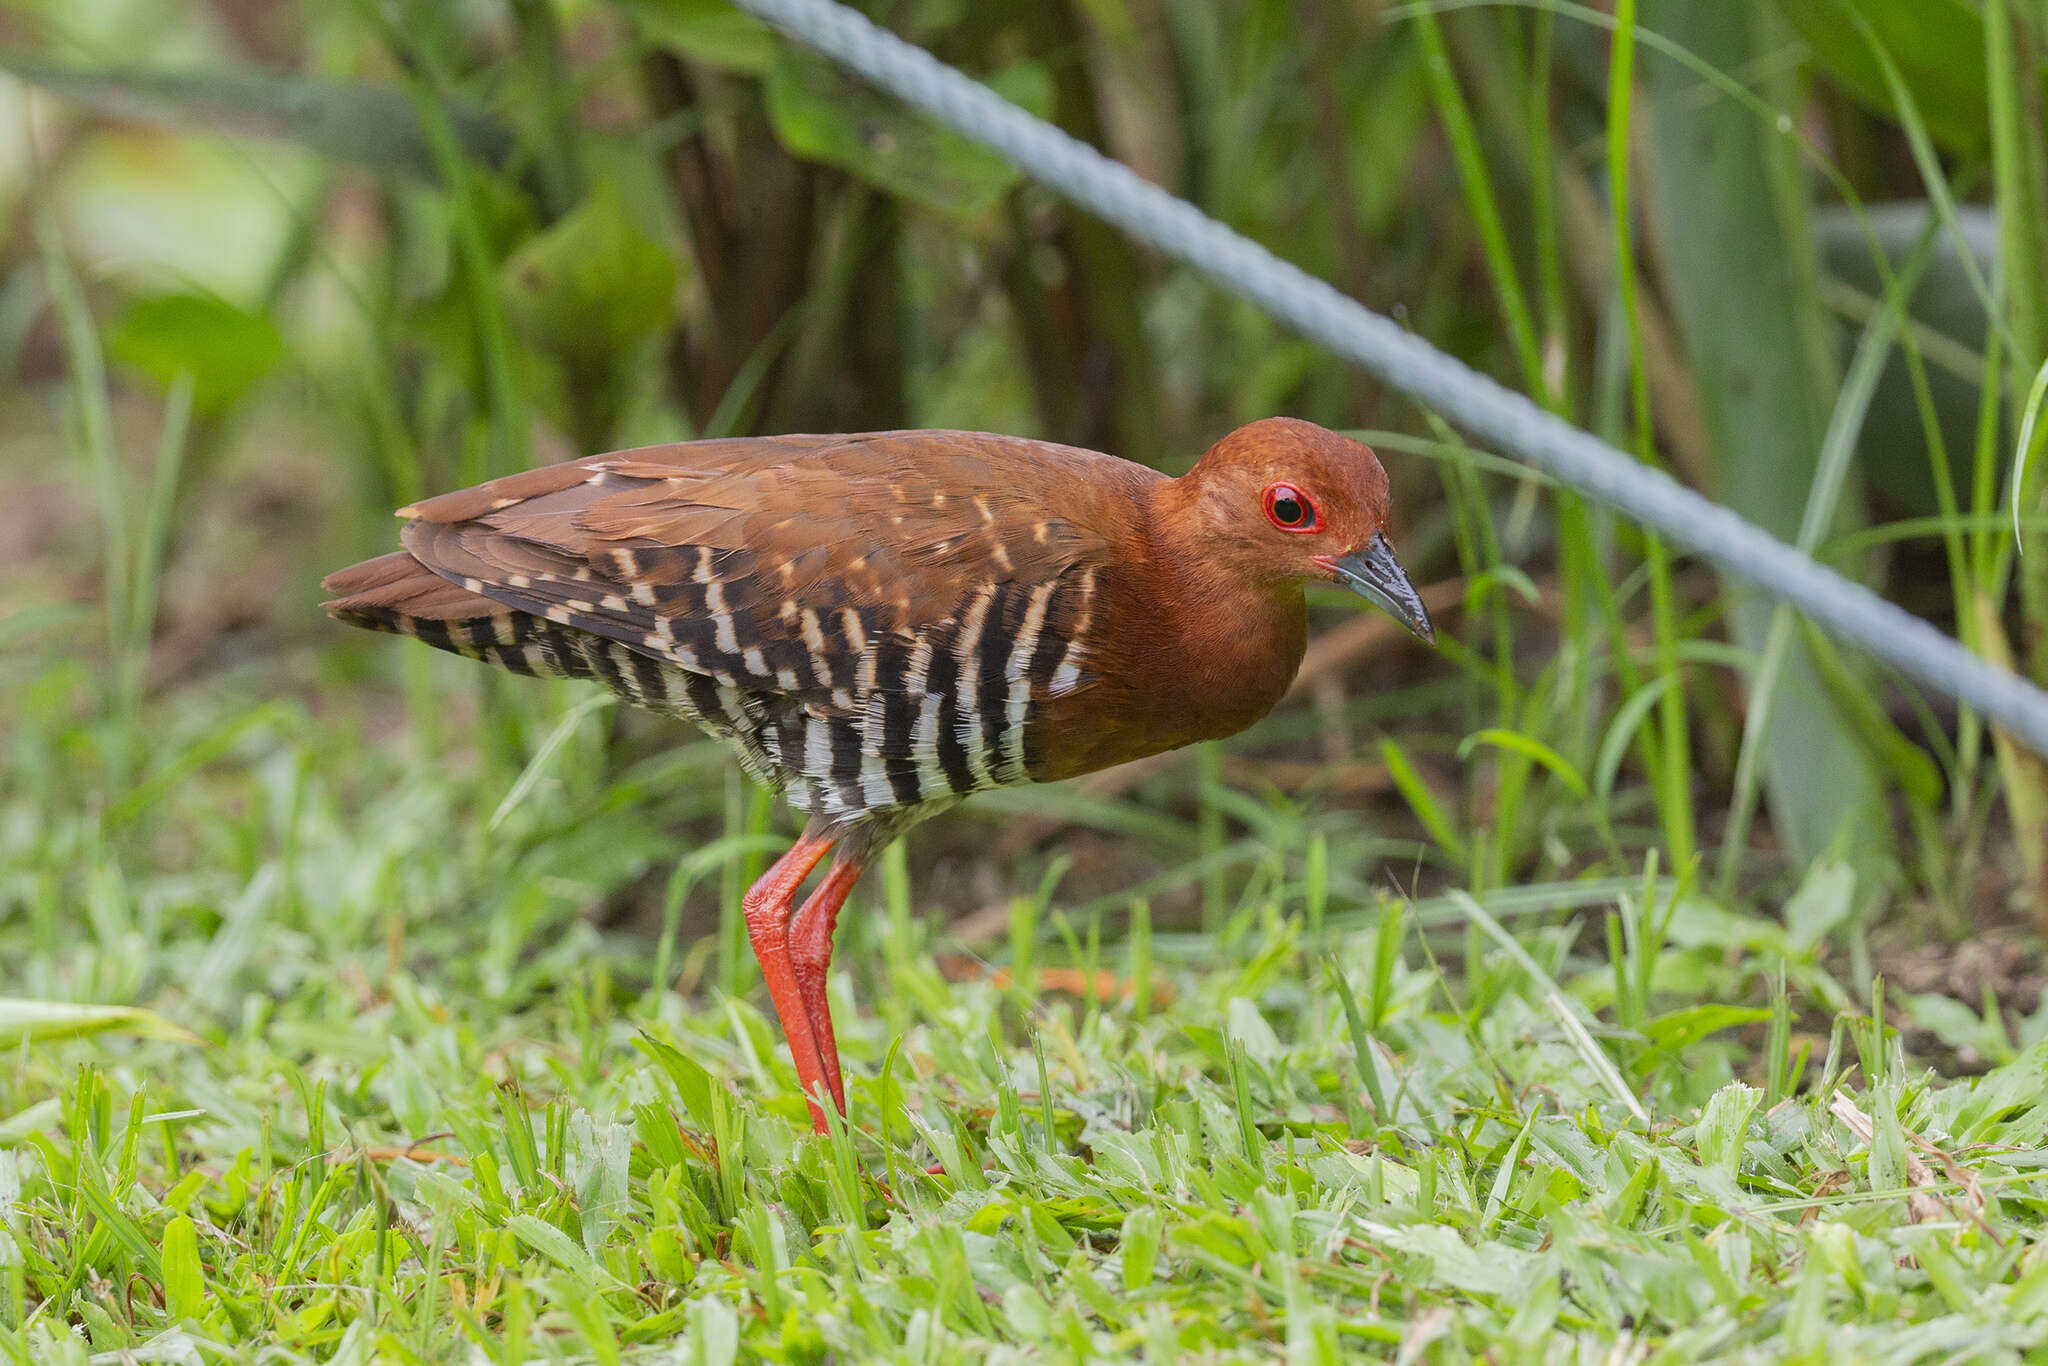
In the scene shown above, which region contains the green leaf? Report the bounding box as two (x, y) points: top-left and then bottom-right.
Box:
(690, 1295), (740, 1366)
(160, 1215), (204, 1322)
(1906, 992), (2010, 1061)
(1641, 1004), (1773, 1056)
(1783, 858), (1856, 953)
(628, 0), (777, 73)
(1119, 1207), (1163, 1292)
(1796, 618), (1943, 809)
(1593, 673), (1680, 812)
(505, 1214), (622, 1289)
(501, 180), (678, 365)
(2010, 356), (2048, 544)
(0, 999), (199, 1046)
(106, 292), (281, 418)
(1772, 0), (2001, 154)
(1379, 737), (1466, 865)
(1458, 727), (1588, 798)
(1171, 1211), (1256, 1267)
(1694, 1082), (1761, 1173)
(501, 179), (679, 446)
(764, 47), (1053, 217)
(634, 1032), (716, 1131)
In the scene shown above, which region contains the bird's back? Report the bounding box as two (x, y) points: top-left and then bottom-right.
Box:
(325, 431), (1159, 824)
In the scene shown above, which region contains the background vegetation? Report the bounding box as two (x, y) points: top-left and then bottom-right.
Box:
(5, 0), (2048, 1357)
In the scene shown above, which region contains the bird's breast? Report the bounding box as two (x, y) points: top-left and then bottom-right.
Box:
(1024, 566), (1307, 782)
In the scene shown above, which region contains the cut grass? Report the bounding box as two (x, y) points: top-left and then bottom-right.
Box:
(3, 657), (2047, 1361)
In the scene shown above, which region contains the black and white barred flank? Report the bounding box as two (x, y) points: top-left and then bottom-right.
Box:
(335, 558), (1099, 823)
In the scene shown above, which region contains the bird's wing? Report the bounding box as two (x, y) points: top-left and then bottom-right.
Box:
(395, 431), (1139, 717)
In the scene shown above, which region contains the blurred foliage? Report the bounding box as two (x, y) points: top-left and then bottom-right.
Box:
(763, 48), (1053, 216)
(106, 291), (279, 416)
(500, 177), (679, 449)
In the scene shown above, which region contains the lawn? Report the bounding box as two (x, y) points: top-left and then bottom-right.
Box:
(8, 666), (2047, 1361)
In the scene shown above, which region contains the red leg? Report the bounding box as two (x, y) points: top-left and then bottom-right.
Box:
(786, 855), (868, 1120)
(741, 834), (836, 1130)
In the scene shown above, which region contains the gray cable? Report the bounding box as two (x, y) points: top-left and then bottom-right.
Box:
(732, 0), (2048, 758)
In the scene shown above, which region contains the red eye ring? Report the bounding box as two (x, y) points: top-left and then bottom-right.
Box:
(1262, 483), (1321, 533)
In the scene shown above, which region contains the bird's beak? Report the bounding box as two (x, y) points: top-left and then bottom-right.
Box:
(1328, 532), (1435, 644)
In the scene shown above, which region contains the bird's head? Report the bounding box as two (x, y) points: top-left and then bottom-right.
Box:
(1172, 417), (1434, 643)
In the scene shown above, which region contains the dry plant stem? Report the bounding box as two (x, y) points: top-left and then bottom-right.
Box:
(1826, 1093), (1957, 1228)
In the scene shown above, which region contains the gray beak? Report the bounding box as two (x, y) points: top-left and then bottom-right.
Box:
(1332, 532), (1434, 644)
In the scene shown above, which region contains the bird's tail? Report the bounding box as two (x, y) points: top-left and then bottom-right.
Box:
(322, 551), (684, 702)
(322, 551), (544, 672)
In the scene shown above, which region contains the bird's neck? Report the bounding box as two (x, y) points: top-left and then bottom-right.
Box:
(1023, 477), (1308, 782)
(1130, 479), (1310, 739)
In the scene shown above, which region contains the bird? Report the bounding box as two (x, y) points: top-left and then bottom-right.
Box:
(323, 418), (1433, 1132)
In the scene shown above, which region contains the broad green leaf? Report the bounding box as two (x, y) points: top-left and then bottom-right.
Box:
(1642, 2), (1884, 868)
(1223, 997), (1283, 1064)
(107, 292), (281, 417)
(1771, 0), (2006, 154)
(1119, 1207), (1163, 1292)
(1906, 992), (2010, 1062)
(1783, 858), (1856, 953)
(0, 999), (198, 1045)
(1641, 1004), (1774, 1055)
(501, 180), (677, 364)
(1171, 1211), (1256, 1267)
(49, 125), (316, 304)
(160, 1215), (204, 1322)
(501, 179), (679, 446)
(690, 1296), (740, 1366)
(764, 47), (1053, 217)
(1695, 1082), (1761, 1173)
(635, 1031), (717, 1131)
(629, 0), (777, 73)
(999, 1284), (1052, 1338)
(505, 1214), (621, 1288)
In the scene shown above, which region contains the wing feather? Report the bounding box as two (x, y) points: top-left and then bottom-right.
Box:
(395, 432), (1138, 718)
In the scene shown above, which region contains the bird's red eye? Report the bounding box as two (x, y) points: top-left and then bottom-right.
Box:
(1262, 483), (1321, 533)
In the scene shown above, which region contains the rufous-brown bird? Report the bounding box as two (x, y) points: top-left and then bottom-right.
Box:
(324, 418), (1432, 1131)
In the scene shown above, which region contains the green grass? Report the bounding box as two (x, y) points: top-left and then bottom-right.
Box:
(3, 649), (2048, 1361)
